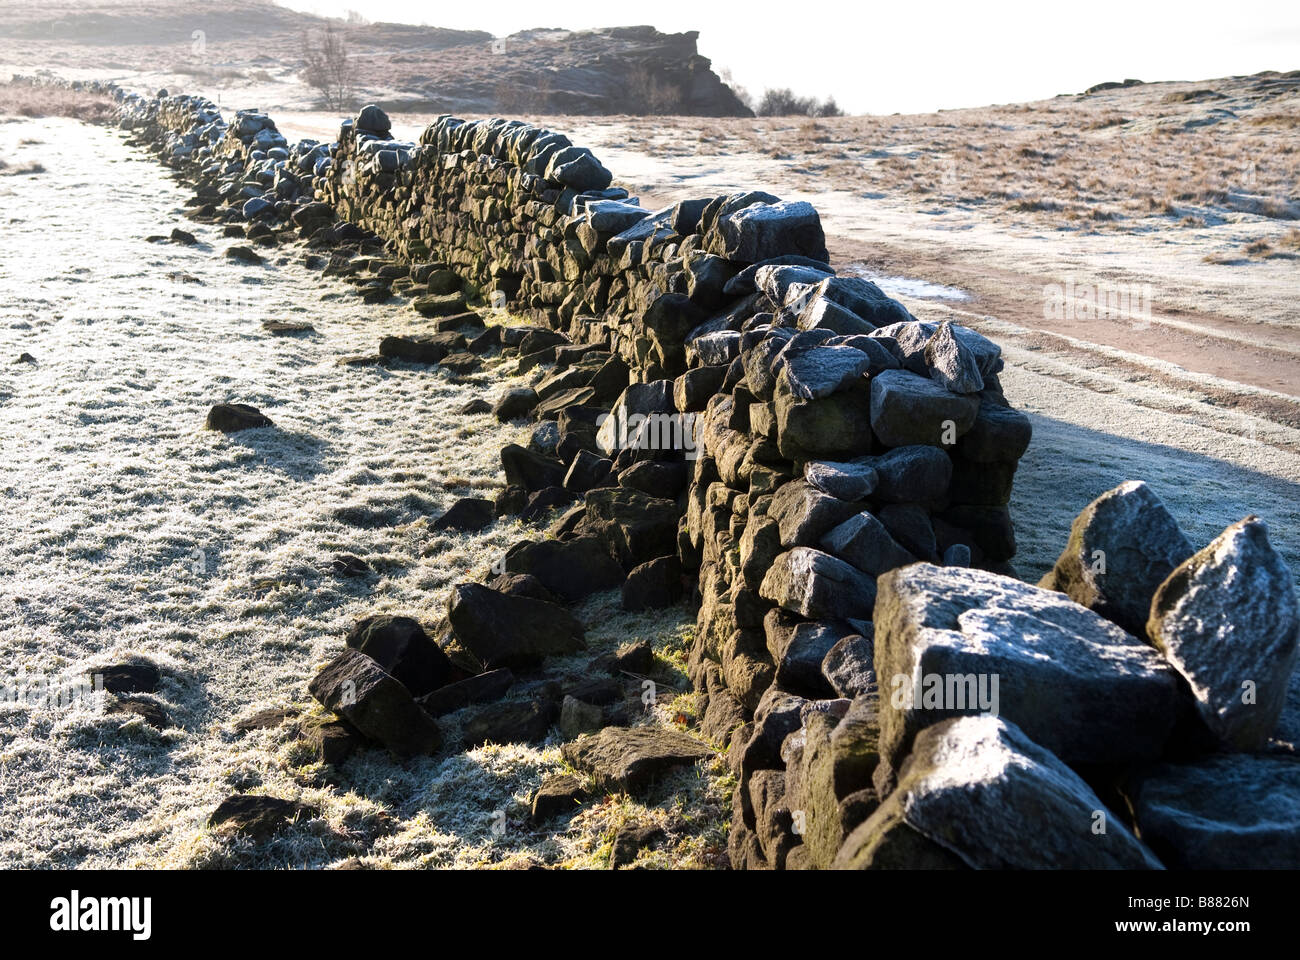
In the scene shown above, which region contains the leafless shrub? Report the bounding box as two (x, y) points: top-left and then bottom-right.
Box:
(302, 23), (356, 112)
(756, 88), (843, 117)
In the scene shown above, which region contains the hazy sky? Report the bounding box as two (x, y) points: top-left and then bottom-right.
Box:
(277, 0), (1300, 115)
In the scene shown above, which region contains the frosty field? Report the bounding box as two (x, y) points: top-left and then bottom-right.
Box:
(1, 107), (1297, 868)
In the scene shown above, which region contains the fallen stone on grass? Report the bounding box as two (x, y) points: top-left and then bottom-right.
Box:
(308, 648), (442, 755)
(204, 403), (272, 432)
(562, 726), (713, 794)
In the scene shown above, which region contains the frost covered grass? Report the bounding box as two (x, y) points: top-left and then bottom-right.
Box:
(0, 117), (727, 868)
(0, 81), (116, 124)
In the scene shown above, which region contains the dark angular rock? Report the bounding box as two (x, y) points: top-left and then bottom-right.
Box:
(562, 726), (713, 795)
(297, 716), (362, 765)
(502, 535), (624, 601)
(592, 640), (656, 677)
(494, 387), (539, 421)
(208, 795), (314, 839)
(205, 403), (272, 432)
(416, 668), (515, 717)
(519, 485), (573, 523)
(431, 497), (495, 533)
(330, 554), (371, 574)
(821, 510), (919, 577)
(495, 484), (529, 517)
(92, 662), (159, 695)
(822, 634), (877, 699)
(621, 555), (685, 611)
(531, 774), (588, 823)
(1147, 515), (1299, 751)
(344, 614), (455, 698)
(564, 449), (612, 494)
(463, 697), (558, 746)
(878, 503), (938, 562)
(955, 399), (1032, 463)
(308, 648), (442, 755)
(759, 548), (877, 621)
(576, 487), (681, 570)
(487, 572), (558, 602)
(500, 443), (566, 492)
(446, 583), (586, 669)
(1127, 752), (1300, 869)
(769, 480), (861, 548)
(1039, 480), (1194, 637)
(617, 459), (689, 498)
(610, 823), (666, 868)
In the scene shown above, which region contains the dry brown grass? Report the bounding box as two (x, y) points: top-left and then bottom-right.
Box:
(617, 76), (1300, 235)
(0, 82), (116, 123)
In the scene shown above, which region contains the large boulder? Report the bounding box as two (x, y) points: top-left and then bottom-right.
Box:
(308, 649), (442, 756)
(446, 583), (586, 669)
(1126, 752), (1300, 869)
(874, 564), (1181, 770)
(834, 716), (1163, 869)
(1146, 516), (1300, 751)
(1039, 480), (1194, 637)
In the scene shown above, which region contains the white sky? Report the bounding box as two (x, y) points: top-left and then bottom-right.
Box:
(275, 0), (1300, 114)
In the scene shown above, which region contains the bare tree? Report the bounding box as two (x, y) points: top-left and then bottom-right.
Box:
(301, 23), (356, 111)
(756, 87), (843, 117)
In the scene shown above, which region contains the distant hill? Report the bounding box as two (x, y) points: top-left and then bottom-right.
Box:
(0, 0), (754, 116)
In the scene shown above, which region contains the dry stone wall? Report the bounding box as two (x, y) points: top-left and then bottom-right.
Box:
(22, 75), (1299, 871)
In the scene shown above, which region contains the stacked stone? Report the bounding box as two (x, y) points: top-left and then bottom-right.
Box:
(23, 74), (1299, 870)
(671, 265), (1035, 866)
